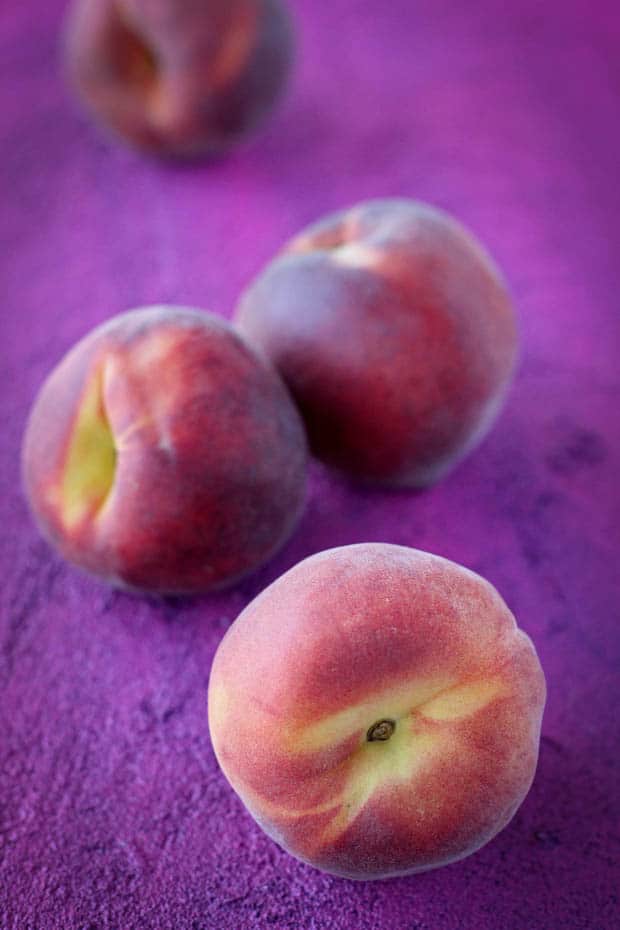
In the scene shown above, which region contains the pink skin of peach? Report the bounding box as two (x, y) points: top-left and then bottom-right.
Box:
(21, 306), (307, 594)
(208, 543), (546, 880)
(235, 198), (519, 486)
(64, 0), (294, 157)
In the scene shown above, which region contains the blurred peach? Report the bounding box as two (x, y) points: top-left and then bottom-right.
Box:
(64, 0), (294, 156)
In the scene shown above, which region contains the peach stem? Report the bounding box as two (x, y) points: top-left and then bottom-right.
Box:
(366, 719), (396, 742)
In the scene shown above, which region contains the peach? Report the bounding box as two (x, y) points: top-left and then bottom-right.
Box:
(208, 543), (545, 879)
(21, 306), (307, 594)
(235, 198), (518, 486)
(64, 0), (294, 157)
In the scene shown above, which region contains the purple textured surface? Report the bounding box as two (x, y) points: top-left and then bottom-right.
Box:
(1, 0), (619, 927)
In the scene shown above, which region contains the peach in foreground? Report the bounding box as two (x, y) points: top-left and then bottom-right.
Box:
(21, 306), (307, 594)
(208, 543), (545, 879)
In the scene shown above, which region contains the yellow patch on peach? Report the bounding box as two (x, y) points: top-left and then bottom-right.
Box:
(125, 325), (178, 372)
(320, 727), (440, 844)
(420, 678), (504, 721)
(292, 675), (506, 844)
(286, 212), (362, 256)
(58, 362), (116, 529)
(329, 242), (386, 272)
(207, 680), (233, 741)
(230, 781), (342, 826)
(101, 330), (177, 451)
(216, 673), (506, 850)
(288, 674), (452, 753)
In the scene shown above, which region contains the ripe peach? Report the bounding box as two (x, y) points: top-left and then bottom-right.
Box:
(21, 306), (307, 594)
(235, 198), (518, 486)
(208, 543), (545, 879)
(64, 0), (294, 157)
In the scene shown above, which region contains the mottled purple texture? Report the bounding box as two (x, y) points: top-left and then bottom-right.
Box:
(1, 0), (619, 927)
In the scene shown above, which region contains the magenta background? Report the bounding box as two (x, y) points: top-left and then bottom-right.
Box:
(1, 1), (619, 927)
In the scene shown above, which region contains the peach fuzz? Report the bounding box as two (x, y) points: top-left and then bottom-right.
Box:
(64, 0), (293, 157)
(21, 306), (307, 594)
(235, 198), (518, 486)
(208, 543), (545, 879)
